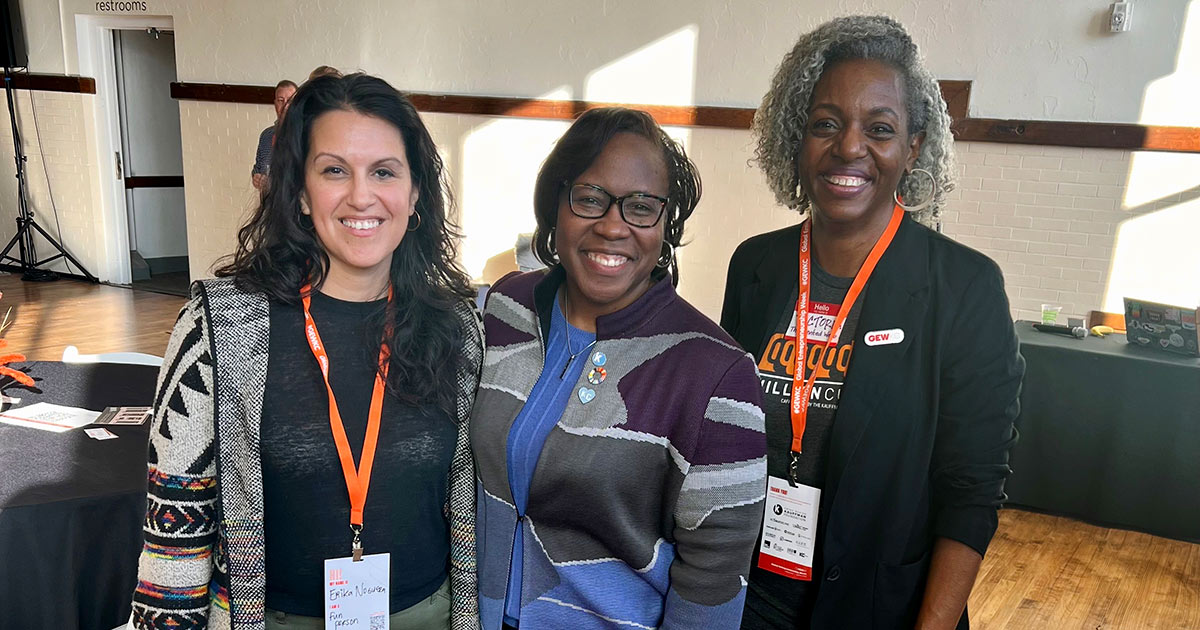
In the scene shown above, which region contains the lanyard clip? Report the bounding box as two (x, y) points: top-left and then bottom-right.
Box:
(351, 524), (364, 562)
(788, 451), (801, 487)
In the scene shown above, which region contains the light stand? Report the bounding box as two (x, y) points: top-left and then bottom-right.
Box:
(0, 68), (96, 282)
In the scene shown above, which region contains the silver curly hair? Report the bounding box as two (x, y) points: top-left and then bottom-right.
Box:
(752, 15), (955, 225)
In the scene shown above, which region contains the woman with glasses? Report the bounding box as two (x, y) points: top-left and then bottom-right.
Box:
(470, 107), (767, 630)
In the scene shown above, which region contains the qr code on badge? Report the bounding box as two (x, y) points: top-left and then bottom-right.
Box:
(370, 613), (385, 630)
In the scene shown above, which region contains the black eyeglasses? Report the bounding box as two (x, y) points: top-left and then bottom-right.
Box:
(565, 183), (668, 228)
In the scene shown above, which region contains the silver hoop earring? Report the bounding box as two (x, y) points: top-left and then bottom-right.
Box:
(656, 242), (675, 269)
(548, 228), (557, 257)
(894, 168), (937, 213)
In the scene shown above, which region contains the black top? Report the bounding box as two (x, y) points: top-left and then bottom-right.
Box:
(722, 216), (1024, 630)
(745, 263), (861, 628)
(261, 291), (455, 616)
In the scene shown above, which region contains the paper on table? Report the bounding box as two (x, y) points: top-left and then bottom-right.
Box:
(0, 402), (101, 433)
(84, 427), (119, 440)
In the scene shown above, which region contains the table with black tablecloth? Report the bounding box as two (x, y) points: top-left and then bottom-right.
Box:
(0, 361), (159, 630)
(1006, 322), (1200, 541)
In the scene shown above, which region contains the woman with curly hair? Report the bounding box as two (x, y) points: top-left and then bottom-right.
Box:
(132, 73), (481, 630)
(721, 16), (1024, 630)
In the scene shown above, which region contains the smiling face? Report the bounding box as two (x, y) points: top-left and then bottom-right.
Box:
(302, 109), (417, 300)
(556, 132), (668, 324)
(798, 58), (923, 233)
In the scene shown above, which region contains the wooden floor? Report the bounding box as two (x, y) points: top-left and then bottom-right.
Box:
(3, 274), (1198, 628)
(975, 510), (1199, 629)
(0, 272), (185, 360)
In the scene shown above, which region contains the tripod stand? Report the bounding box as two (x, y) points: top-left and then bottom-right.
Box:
(0, 69), (96, 282)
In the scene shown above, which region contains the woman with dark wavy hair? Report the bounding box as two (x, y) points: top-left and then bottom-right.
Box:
(722, 16), (1023, 630)
(470, 107), (766, 630)
(132, 73), (482, 630)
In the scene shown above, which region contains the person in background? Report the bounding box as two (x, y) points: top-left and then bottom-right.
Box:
(308, 65), (343, 81)
(722, 15), (1024, 630)
(133, 73), (481, 630)
(251, 79), (297, 191)
(471, 107), (766, 630)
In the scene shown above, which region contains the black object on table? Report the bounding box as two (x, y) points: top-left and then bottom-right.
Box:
(1006, 322), (1200, 542)
(0, 361), (159, 630)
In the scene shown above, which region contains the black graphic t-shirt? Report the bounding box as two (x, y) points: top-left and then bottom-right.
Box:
(744, 262), (863, 629)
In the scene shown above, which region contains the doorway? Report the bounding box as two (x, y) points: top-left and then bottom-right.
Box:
(112, 28), (188, 296)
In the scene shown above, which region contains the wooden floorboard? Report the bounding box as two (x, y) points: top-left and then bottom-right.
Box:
(2, 274), (1197, 628)
(0, 273), (185, 360)
(972, 510), (1199, 629)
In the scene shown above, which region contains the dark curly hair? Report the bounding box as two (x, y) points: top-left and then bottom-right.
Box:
(531, 107), (701, 285)
(215, 73), (474, 414)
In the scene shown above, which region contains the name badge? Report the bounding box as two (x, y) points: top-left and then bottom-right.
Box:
(787, 302), (840, 343)
(324, 553), (390, 629)
(757, 476), (820, 581)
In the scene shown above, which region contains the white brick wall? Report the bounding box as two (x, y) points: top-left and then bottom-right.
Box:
(178, 101), (274, 279)
(0, 91), (98, 276)
(681, 136), (1200, 323)
(941, 142), (1200, 322)
(4, 93), (1199, 326)
(673, 125), (794, 316)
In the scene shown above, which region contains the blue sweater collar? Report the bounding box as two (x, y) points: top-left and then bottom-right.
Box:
(532, 265), (678, 341)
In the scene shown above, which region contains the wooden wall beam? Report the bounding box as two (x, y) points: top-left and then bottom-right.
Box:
(170, 80), (1200, 153)
(1, 72), (96, 95)
(124, 175), (184, 189)
(170, 82), (269, 104)
(951, 118), (1200, 153)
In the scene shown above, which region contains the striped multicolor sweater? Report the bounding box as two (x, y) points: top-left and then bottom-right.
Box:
(471, 269), (767, 630)
(132, 278), (482, 630)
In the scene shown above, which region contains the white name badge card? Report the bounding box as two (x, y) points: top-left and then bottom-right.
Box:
(757, 476), (820, 581)
(324, 552), (390, 630)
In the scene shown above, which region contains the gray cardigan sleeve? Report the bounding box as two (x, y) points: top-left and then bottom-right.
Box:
(448, 299), (483, 630)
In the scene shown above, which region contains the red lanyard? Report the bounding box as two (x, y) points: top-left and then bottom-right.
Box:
(790, 205), (903, 460)
(301, 284), (391, 557)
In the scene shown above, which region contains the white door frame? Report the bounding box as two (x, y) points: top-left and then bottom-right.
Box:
(75, 14), (174, 284)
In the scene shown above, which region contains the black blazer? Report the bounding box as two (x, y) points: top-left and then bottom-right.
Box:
(721, 216), (1024, 629)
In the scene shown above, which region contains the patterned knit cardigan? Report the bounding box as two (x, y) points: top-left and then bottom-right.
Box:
(131, 278), (482, 630)
(471, 269), (767, 630)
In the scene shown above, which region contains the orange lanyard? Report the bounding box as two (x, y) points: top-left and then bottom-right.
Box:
(789, 205), (903, 468)
(301, 283), (391, 558)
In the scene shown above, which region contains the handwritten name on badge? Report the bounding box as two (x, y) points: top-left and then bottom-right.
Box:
(325, 553), (390, 629)
(864, 328), (905, 347)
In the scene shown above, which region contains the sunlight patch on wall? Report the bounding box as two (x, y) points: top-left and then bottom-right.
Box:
(1104, 1), (1200, 311)
(583, 26), (698, 106)
(1104, 197), (1200, 311)
(458, 87), (572, 280)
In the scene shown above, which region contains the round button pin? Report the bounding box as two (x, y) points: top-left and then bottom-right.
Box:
(591, 351), (607, 367)
(587, 367), (606, 385)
